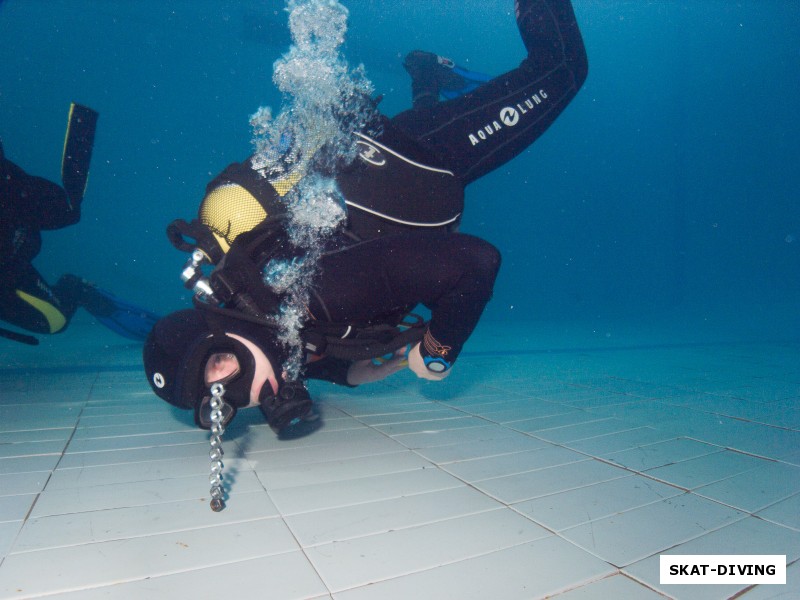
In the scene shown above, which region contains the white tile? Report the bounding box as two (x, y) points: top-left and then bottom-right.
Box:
(695, 462), (800, 512)
(30, 552), (328, 600)
(604, 438), (722, 472)
(0, 406), (82, 426)
(86, 390), (161, 402)
(505, 410), (608, 434)
(64, 429), (209, 453)
(588, 400), (693, 427)
(56, 441), (210, 468)
(413, 431), (549, 464)
(0, 494), (37, 523)
(560, 392), (640, 409)
(286, 486), (500, 546)
(522, 387), (600, 403)
(14, 491), (278, 552)
(392, 424), (516, 449)
(441, 396), (512, 411)
(778, 449), (800, 467)
(5, 334), (798, 599)
(624, 516), (800, 599)
(756, 493), (800, 531)
(71, 420), (195, 439)
(645, 450), (770, 490)
(0, 518), (300, 598)
(441, 445), (588, 483)
(233, 422), (376, 454)
(326, 400), (434, 418)
(0, 429), (73, 444)
(549, 574), (665, 599)
(535, 419), (637, 445)
(242, 432), (407, 470)
(269, 467), (464, 515)
(306, 509), (551, 592)
(462, 399), (577, 422)
(0, 521), (23, 558)
(1, 472), (49, 496)
(738, 557), (800, 600)
(76, 412), (190, 428)
(333, 534), (614, 600)
(561, 493), (745, 567)
(31, 470), (265, 517)
(474, 458), (630, 504)
(0, 455), (60, 475)
(255, 450), (432, 490)
(513, 474), (683, 531)
(46, 455), (252, 489)
(305, 415), (366, 433)
(661, 416), (800, 461)
(78, 404), (170, 418)
(750, 406), (800, 430)
(723, 425), (800, 460)
(358, 408), (464, 426)
(565, 428), (677, 456)
(374, 416), (490, 436)
(0, 440), (67, 459)
(418, 381), (491, 400)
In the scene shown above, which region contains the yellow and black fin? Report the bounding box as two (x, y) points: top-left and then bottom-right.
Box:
(61, 102), (99, 207)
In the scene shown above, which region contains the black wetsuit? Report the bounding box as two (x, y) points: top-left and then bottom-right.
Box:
(0, 145), (83, 334)
(314, 0), (586, 375)
(337, 0), (588, 241)
(201, 0), (587, 382)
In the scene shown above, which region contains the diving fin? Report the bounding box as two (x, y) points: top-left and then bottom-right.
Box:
(440, 63), (493, 100)
(61, 102), (99, 208)
(79, 284), (161, 342)
(403, 50), (493, 108)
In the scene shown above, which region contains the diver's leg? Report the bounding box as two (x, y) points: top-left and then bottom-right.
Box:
(403, 51), (493, 109)
(0, 265), (73, 334)
(403, 51), (444, 109)
(312, 231), (501, 369)
(53, 274), (161, 341)
(392, 0), (587, 184)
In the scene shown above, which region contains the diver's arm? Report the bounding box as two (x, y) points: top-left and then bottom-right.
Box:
(346, 346), (409, 385)
(302, 356), (356, 387)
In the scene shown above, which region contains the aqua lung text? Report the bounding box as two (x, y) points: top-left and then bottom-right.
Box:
(468, 89), (548, 146)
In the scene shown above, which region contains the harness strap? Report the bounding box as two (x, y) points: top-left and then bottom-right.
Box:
(195, 300), (426, 363)
(303, 315), (427, 361)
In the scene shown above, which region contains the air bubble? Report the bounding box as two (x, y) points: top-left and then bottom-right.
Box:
(250, 0), (378, 377)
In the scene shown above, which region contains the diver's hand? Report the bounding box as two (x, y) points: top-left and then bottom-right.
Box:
(408, 342), (451, 381)
(346, 346), (409, 385)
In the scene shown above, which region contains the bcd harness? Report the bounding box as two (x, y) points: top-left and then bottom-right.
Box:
(166, 213), (427, 363)
(165, 124), (466, 362)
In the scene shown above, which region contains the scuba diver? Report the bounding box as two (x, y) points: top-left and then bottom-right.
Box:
(145, 0), (587, 433)
(0, 104), (160, 345)
(144, 229), (500, 430)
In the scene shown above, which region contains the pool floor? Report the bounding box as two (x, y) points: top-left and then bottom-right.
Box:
(1, 320), (798, 599)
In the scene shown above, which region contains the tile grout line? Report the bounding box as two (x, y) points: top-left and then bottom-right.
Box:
(1, 371), (101, 566)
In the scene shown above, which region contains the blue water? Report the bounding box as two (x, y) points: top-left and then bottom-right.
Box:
(1, 0), (798, 341)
